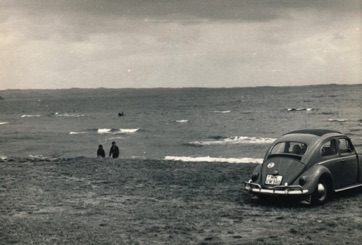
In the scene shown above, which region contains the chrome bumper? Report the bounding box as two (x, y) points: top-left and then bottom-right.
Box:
(244, 180), (308, 195)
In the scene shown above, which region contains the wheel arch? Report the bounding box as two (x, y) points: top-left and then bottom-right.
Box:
(300, 164), (335, 193)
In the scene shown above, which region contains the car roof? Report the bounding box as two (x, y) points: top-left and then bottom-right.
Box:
(267, 129), (345, 164)
(285, 129), (342, 137)
(273, 129), (344, 146)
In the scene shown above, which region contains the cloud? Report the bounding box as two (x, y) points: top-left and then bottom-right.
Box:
(0, 0), (360, 89)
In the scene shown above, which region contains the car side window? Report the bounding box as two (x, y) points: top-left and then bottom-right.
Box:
(321, 139), (338, 157)
(338, 138), (354, 154)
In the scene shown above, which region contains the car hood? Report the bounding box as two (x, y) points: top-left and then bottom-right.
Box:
(260, 156), (306, 187)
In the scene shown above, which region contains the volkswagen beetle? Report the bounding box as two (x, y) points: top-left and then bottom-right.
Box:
(245, 129), (362, 204)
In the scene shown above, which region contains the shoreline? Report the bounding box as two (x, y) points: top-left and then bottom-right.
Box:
(0, 155), (263, 164)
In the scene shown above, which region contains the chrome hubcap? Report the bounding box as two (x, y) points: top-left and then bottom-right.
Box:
(317, 183), (327, 201)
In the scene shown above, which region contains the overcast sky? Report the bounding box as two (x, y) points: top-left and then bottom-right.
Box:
(0, 0), (360, 89)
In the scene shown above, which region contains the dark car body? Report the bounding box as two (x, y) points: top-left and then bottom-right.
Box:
(245, 129), (362, 204)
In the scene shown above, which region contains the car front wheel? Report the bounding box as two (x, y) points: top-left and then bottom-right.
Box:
(312, 178), (329, 205)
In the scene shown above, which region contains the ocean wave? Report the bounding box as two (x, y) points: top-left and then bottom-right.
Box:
(21, 114), (41, 118)
(107, 136), (124, 140)
(328, 118), (348, 122)
(213, 110), (231, 113)
(176, 120), (188, 123)
(69, 131), (88, 135)
(28, 154), (49, 160)
(97, 128), (139, 134)
(189, 136), (276, 146)
(54, 112), (85, 117)
(0, 122), (9, 125)
(0, 156), (90, 163)
(70, 128), (140, 135)
(287, 108), (314, 112)
(165, 156), (263, 164)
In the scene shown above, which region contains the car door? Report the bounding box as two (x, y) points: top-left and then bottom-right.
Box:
(320, 139), (343, 189)
(337, 138), (359, 187)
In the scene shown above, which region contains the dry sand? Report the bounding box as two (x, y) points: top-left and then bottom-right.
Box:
(1, 157), (361, 244)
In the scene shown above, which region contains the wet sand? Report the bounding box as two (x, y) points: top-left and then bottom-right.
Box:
(1, 157), (361, 244)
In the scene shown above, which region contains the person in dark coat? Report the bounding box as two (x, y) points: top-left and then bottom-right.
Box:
(109, 141), (120, 158)
(97, 145), (105, 158)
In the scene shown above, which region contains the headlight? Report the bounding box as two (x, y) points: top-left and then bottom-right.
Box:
(299, 176), (307, 186)
(251, 172), (259, 182)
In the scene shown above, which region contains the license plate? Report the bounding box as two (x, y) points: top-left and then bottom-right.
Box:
(265, 175), (283, 185)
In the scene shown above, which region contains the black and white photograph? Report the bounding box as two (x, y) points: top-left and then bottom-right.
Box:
(0, 0), (361, 244)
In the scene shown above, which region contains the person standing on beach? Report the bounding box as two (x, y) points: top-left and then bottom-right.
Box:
(97, 145), (105, 158)
(109, 141), (120, 158)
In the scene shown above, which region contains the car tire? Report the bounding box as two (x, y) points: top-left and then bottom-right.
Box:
(312, 178), (329, 205)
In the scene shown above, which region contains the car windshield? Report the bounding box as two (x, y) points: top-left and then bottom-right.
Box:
(270, 142), (307, 155)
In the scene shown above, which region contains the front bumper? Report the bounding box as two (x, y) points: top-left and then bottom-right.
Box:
(244, 180), (309, 195)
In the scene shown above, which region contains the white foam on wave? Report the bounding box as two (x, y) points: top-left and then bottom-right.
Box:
(21, 114), (41, 118)
(70, 128), (139, 135)
(176, 120), (188, 123)
(287, 108), (314, 112)
(27, 155), (59, 161)
(108, 136), (124, 140)
(120, 128), (139, 133)
(213, 110), (231, 113)
(190, 136), (276, 146)
(70, 131), (87, 135)
(97, 128), (139, 134)
(98, 128), (112, 134)
(165, 156), (263, 164)
(28, 154), (48, 160)
(328, 118), (348, 122)
(55, 113), (85, 117)
(0, 122), (9, 125)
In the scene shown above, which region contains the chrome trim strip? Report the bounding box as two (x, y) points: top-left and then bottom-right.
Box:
(334, 183), (362, 193)
(318, 158), (339, 165)
(339, 155), (358, 161)
(318, 155), (357, 165)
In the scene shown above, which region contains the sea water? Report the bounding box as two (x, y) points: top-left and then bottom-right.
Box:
(0, 84), (361, 163)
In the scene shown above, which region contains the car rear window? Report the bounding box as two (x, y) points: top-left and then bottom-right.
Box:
(270, 142), (307, 155)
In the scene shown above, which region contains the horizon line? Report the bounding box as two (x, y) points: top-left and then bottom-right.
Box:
(0, 83), (361, 92)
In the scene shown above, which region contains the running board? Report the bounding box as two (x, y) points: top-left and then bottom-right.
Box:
(335, 183), (362, 193)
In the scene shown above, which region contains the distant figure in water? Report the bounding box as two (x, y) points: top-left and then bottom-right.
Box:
(118, 111), (125, 117)
(109, 141), (120, 158)
(97, 145), (105, 158)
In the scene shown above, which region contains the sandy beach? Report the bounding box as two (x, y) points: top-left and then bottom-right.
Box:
(1, 157), (361, 244)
